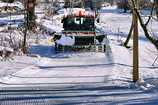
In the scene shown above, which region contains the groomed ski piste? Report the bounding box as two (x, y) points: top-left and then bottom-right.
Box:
(0, 5), (158, 105)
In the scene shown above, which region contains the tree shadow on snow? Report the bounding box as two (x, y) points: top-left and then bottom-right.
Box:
(38, 63), (114, 70)
(1, 77), (157, 104)
(31, 45), (55, 58)
(0, 83), (149, 105)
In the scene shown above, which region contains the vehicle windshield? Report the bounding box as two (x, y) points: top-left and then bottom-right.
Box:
(62, 17), (95, 31)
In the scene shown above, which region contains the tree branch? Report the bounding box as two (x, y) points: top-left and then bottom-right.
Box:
(145, 3), (155, 26)
(131, 0), (158, 50)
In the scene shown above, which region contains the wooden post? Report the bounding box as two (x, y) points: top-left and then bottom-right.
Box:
(133, 0), (139, 82)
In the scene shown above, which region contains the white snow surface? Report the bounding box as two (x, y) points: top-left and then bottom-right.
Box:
(0, 30), (23, 50)
(4, 47), (13, 52)
(0, 46), (4, 51)
(37, 17), (63, 34)
(57, 8), (87, 15)
(0, 6), (158, 104)
(56, 35), (75, 46)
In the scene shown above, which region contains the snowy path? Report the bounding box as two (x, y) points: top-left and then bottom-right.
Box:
(0, 52), (117, 87)
(0, 6), (158, 104)
(0, 42), (132, 88)
(0, 50), (158, 105)
(0, 56), (40, 78)
(0, 84), (158, 105)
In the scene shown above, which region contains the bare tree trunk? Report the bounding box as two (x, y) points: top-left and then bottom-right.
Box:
(124, 19), (133, 48)
(123, 0), (129, 13)
(23, 0), (36, 54)
(155, 0), (158, 19)
(124, 2), (155, 48)
(27, 0), (36, 30)
(131, 0), (158, 50)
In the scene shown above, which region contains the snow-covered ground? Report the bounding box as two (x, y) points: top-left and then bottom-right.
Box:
(0, 5), (158, 104)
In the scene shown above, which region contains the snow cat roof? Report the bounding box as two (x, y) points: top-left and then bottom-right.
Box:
(64, 9), (96, 18)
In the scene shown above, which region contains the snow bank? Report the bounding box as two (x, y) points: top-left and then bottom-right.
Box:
(0, 46), (4, 51)
(56, 35), (75, 46)
(0, 1), (24, 9)
(0, 30), (23, 50)
(42, 20), (63, 33)
(57, 8), (86, 15)
(37, 18), (63, 34)
(4, 47), (14, 52)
